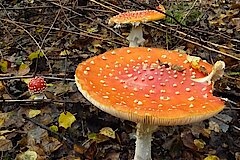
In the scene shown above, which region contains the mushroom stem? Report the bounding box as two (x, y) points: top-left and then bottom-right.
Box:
(32, 93), (47, 100)
(127, 24), (145, 47)
(134, 123), (158, 160)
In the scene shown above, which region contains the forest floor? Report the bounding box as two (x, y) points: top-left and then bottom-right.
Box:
(0, 0), (239, 160)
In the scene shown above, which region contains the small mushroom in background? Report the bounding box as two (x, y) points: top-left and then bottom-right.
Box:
(109, 5), (166, 47)
(28, 77), (47, 100)
(75, 47), (225, 160)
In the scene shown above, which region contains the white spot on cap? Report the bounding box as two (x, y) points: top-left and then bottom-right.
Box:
(203, 93), (208, 98)
(161, 55), (167, 59)
(84, 71), (88, 75)
(103, 96), (109, 99)
(127, 74), (133, 77)
(188, 96), (195, 101)
(148, 76), (154, 80)
(147, 48), (152, 51)
(160, 90), (166, 93)
(90, 61), (95, 64)
(137, 101), (143, 105)
(186, 88), (191, 92)
(101, 56), (107, 60)
(189, 104), (194, 108)
(112, 88), (116, 91)
(175, 91), (180, 95)
(145, 94), (150, 98)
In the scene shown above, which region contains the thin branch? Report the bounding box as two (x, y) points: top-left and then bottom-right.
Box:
(0, 99), (78, 103)
(1, 19), (52, 71)
(49, 1), (125, 39)
(146, 23), (240, 61)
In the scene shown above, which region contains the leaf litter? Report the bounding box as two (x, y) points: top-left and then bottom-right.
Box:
(0, 0), (239, 159)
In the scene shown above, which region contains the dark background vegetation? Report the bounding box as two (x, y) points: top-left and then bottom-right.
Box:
(0, 0), (239, 159)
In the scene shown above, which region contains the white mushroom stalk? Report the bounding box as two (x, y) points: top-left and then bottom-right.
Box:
(134, 123), (158, 160)
(109, 5), (166, 47)
(127, 23), (145, 47)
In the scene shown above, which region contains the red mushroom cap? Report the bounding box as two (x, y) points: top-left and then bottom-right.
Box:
(75, 47), (224, 126)
(28, 77), (47, 94)
(109, 5), (166, 25)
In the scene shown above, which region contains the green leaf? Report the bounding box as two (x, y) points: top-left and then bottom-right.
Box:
(58, 111), (76, 129)
(28, 50), (44, 60)
(0, 60), (9, 73)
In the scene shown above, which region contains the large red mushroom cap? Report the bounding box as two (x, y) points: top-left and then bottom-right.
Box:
(75, 47), (224, 126)
(109, 5), (166, 25)
(28, 77), (47, 94)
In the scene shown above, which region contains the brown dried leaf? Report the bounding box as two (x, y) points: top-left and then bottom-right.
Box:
(0, 137), (13, 151)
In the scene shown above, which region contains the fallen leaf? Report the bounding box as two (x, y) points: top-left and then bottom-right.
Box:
(59, 50), (70, 56)
(73, 144), (86, 154)
(18, 63), (30, 76)
(58, 111), (76, 129)
(204, 155), (220, 160)
(193, 139), (206, 150)
(0, 112), (10, 127)
(16, 150), (38, 160)
(99, 127), (116, 139)
(28, 50), (44, 61)
(0, 59), (10, 73)
(208, 121), (220, 133)
(49, 125), (58, 132)
(87, 133), (109, 143)
(28, 109), (41, 118)
(0, 136), (13, 151)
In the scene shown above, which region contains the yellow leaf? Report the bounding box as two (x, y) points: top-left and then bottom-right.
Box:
(0, 81), (4, 91)
(35, 25), (44, 33)
(100, 127), (116, 139)
(87, 26), (98, 33)
(0, 60), (8, 73)
(58, 111), (76, 129)
(21, 78), (31, 84)
(28, 50), (44, 60)
(50, 125), (58, 132)
(59, 50), (70, 56)
(193, 139), (206, 150)
(18, 63), (30, 76)
(17, 150), (38, 160)
(87, 133), (109, 143)
(204, 155), (220, 160)
(28, 109), (41, 118)
(0, 112), (10, 127)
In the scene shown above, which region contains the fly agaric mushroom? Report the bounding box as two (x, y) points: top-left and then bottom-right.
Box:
(75, 47), (224, 160)
(28, 77), (47, 99)
(109, 5), (165, 47)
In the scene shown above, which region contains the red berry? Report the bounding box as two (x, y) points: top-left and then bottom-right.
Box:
(28, 77), (46, 94)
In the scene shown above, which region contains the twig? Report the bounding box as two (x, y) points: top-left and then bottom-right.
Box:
(147, 23), (240, 61)
(0, 19), (126, 46)
(0, 75), (75, 81)
(89, 0), (120, 13)
(0, 99), (78, 103)
(49, 1), (125, 39)
(181, 0), (198, 23)
(23, 115), (74, 148)
(1, 19), (52, 71)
